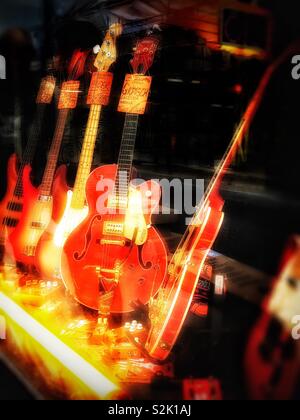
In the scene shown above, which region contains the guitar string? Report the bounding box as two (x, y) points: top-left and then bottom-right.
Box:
(1, 107), (44, 232)
(102, 112), (139, 278)
(102, 50), (154, 306)
(72, 104), (102, 209)
(101, 50), (148, 301)
(12, 67), (57, 200)
(24, 55), (85, 258)
(25, 108), (69, 254)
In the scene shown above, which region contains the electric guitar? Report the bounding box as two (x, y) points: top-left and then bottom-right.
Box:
(245, 236), (300, 400)
(146, 48), (294, 361)
(9, 50), (88, 269)
(35, 24), (123, 280)
(61, 36), (168, 313)
(0, 76), (56, 264)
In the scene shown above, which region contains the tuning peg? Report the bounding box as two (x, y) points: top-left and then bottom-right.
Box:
(93, 45), (101, 54)
(148, 24), (162, 35)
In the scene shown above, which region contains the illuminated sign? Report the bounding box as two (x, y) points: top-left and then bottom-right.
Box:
(87, 72), (114, 106)
(58, 81), (81, 110)
(118, 74), (152, 115)
(36, 76), (56, 104)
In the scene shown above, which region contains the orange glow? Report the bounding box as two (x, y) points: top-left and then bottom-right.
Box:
(36, 76), (56, 104)
(87, 72), (114, 106)
(232, 84), (243, 95)
(0, 290), (120, 399)
(118, 75), (152, 115)
(0, 264), (171, 398)
(221, 44), (267, 59)
(58, 81), (80, 110)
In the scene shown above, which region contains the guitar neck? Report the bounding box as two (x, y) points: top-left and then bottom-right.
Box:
(14, 105), (47, 198)
(71, 104), (103, 209)
(115, 113), (139, 200)
(40, 108), (69, 197)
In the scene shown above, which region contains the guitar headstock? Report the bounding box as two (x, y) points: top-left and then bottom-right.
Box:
(94, 23), (123, 72)
(130, 36), (159, 75)
(68, 49), (89, 80)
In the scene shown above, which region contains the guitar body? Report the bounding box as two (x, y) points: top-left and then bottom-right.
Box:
(35, 190), (88, 280)
(9, 165), (68, 268)
(0, 154), (18, 214)
(245, 238), (300, 400)
(0, 154), (34, 264)
(147, 200), (224, 360)
(61, 164), (168, 313)
(0, 155), (19, 256)
(147, 202), (224, 361)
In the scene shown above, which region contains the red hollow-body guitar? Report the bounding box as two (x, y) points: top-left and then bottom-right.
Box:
(0, 76), (56, 264)
(61, 37), (168, 313)
(9, 50), (88, 269)
(62, 164), (167, 313)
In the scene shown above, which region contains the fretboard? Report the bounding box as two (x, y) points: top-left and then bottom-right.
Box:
(71, 104), (102, 209)
(40, 109), (69, 197)
(14, 105), (47, 198)
(115, 113), (139, 200)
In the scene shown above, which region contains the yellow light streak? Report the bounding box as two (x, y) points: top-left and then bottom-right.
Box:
(0, 291), (120, 399)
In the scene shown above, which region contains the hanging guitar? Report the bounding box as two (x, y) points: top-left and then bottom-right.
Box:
(35, 23), (123, 281)
(61, 36), (168, 313)
(9, 50), (88, 270)
(0, 76), (56, 265)
(245, 236), (300, 400)
(146, 46), (297, 361)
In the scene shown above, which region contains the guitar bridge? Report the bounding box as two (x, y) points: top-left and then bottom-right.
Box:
(31, 222), (47, 230)
(100, 239), (126, 247)
(38, 195), (52, 203)
(24, 246), (37, 257)
(96, 262), (121, 284)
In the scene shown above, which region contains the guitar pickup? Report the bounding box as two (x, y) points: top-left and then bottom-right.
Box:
(107, 195), (128, 210)
(2, 217), (18, 228)
(7, 202), (23, 212)
(103, 222), (124, 236)
(38, 195), (52, 203)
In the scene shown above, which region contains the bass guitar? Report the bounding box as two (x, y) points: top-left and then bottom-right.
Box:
(9, 50), (88, 269)
(61, 36), (168, 313)
(0, 76), (56, 264)
(35, 24), (123, 280)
